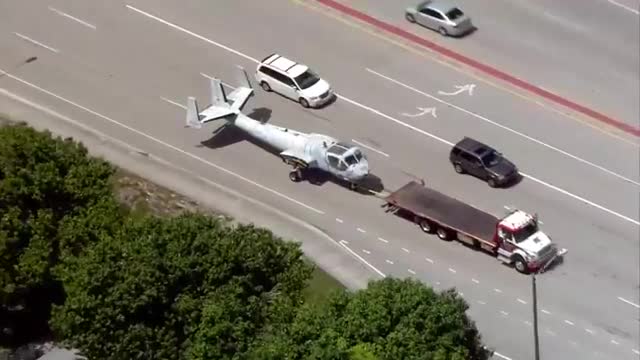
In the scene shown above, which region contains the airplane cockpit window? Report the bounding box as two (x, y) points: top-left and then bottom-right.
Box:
(344, 154), (358, 166)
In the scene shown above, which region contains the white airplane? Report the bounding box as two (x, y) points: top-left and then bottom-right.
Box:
(185, 66), (370, 190)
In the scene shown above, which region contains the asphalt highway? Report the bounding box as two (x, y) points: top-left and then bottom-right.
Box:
(1, 0), (638, 359)
(338, 0), (640, 129)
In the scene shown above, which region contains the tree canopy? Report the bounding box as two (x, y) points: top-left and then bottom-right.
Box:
(249, 278), (489, 360)
(0, 123), (119, 345)
(50, 213), (313, 360)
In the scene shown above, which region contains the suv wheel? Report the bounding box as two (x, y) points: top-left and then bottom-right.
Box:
(260, 81), (271, 92)
(488, 178), (497, 188)
(454, 163), (465, 174)
(299, 98), (310, 108)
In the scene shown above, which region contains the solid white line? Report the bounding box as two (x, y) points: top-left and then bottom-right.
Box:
(493, 351), (513, 360)
(127, 5), (258, 63)
(0, 69), (325, 215)
(377, 237), (389, 243)
(564, 319), (575, 326)
(48, 6), (97, 29)
(200, 72), (235, 89)
(401, 247), (410, 253)
(339, 240), (386, 277)
(618, 296), (640, 308)
(161, 97), (186, 109)
(608, 0), (640, 15)
(367, 68), (640, 187)
(13, 32), (59, 53)
(124, 3), (640, 226)
(351, 139), (390, 157)
(517, 298), (527, 304)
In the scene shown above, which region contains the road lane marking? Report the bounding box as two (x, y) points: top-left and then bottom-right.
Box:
(351, 138), (389, 157)
(517, 298), (527, 304)
(425, 257), (434, 264)
(524, 320), (532, 326)
(632, 348), (639, 355)
(564, 319), (575, 326)
(611, 339), (619, 345)
(339, 240), (386, 277)
(1, 69), (326, 216)
(618, 296), (640, 308)
(367, 68), (640, 187)
(13, 32), (60, 53)
(385, 259), (394, 265)
(494, 288), (503, 293)
(477, 300), (486, 305)
(448, 267), (457, 274)
(124, 3), (640, 226)
(48, 6), (97, 29)
(356, 227), (366, 233)
(407, 269), (416, 275)
(585, 328), (595, 335)
(161, 97), (186, 109)
(377, 237), (388, 243)
(500, 310), (509, 316)
(472, 278), (480, 284)
(200, 72), (235, 89)
(541, 309), (552, 315)
(608, 0), (640, 15)
(336, 218), (343, 223)
(362, 249), (371, 254)
(546, 330), (557, 336)
(401, 247), (410, 253)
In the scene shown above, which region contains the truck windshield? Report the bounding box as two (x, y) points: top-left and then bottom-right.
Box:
(512, 222), (538, 243)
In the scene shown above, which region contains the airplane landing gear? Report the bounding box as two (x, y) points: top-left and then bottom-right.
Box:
(289, 169), (304, 182)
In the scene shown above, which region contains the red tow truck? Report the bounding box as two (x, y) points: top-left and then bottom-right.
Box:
(381, 181), (567, 274)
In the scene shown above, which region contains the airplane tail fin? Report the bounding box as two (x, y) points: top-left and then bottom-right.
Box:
(185, 66), (254, 129)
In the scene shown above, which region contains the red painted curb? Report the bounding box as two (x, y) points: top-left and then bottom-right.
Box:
(316, 0), (640, 137)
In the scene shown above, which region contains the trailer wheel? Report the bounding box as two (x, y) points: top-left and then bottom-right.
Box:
(513, 255), (529, 274)
(417, 218), (435, 233)
(436, 227), (452, 241)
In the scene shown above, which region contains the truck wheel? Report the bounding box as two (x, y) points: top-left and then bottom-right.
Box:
(436, 227), (451, 240)
(417, 218), (435, 233)
(513, 255), (529, 274)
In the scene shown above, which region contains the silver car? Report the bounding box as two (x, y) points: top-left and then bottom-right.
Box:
(405, 0), (473, 37)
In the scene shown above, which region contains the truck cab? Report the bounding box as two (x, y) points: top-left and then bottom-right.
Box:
(494, 210), (567, 273)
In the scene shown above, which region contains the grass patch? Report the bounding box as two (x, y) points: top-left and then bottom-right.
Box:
(303, 263), (346, 305)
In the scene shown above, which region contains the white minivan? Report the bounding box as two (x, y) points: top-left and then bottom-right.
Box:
(255, 53), (334, 108)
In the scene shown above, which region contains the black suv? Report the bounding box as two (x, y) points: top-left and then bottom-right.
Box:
(449, 137), (519, 187)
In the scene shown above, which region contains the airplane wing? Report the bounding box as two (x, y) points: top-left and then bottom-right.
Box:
(279, 149), (315, 168)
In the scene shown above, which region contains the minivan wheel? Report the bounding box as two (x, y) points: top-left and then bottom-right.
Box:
(405, 13), (416, 23)
(299, 98), (310, 108)
(438, 27), (448, 36)
(260, 81), (271, 92)
(454, 163), (465, 174)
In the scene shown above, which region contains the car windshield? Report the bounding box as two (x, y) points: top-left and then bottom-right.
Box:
(512, 222), (538, 243)
(446, 7), (464, 20)
(294, 70), (321, 90)
(481, 151), (501, 167)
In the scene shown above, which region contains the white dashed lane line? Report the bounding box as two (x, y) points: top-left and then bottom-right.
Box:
(494, 288), (503, 294)
(425, 257), (434, 264)
(401, 247), (410, 253)
(564, 320), (575, 326)
(448, 268), (457, 274)
(377, 237), (389, 243)
(500, 310), (509, 316)
(362, 249), (371, 255)
(541, 309), (552, 315)
(517, 298), (527, 304)
(585, 328), (595, 335)
(356, 227), (366, 233)
(335, 218), (343, 223)
(407, 269), (416, 275)
(472, 278), (480, 284)
(385, 259), (394, 265)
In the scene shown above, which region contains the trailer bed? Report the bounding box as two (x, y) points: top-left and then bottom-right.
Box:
(384, 181), (499, 241)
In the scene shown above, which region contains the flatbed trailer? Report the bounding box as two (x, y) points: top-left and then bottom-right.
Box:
(381, 181), (567, 273)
